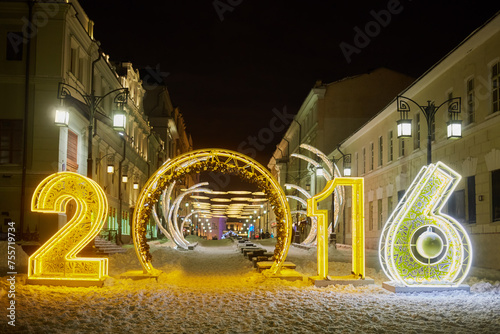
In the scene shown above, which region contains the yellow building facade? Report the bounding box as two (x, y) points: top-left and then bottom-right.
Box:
(0, 1), (192, 245)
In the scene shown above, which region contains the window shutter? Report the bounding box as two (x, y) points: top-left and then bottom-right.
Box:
(67, 130), (78, 171)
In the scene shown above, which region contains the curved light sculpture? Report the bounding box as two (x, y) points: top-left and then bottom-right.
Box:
(167, 183), (212, 249)
(290, 153), (332, 181)
(289, 145), (345, 240)
(300, 144), (345, 234)
(151, 183), (177, 245)
(379, 162), (472, 286)
(132, 149), (292, 275)
(287, 195), (307, 208)
(284, 183), (318, 245)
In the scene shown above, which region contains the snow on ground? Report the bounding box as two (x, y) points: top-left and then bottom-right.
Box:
(1, 238), (500, 333)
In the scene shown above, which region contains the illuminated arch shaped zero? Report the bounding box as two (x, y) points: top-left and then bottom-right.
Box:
(132, 149), (293, 275)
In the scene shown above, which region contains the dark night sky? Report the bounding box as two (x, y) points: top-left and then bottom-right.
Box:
(80, 0), (499, 166)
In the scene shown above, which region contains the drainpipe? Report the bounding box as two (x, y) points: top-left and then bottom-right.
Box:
(86, 47), (102, 178)
(117, 137), (126, 245)
(20, 0), (34, 241)
(146, 129), (153, 177)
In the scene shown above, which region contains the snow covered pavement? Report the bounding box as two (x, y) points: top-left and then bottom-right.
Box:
(1, 238), (500, 333)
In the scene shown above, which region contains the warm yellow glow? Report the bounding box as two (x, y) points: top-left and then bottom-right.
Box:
(231, 197), (252, 201)
(211, 198), (231, 202)
(190, 195), (210, 200)
(29, 172), (109, 283)
(249, 198), (267, 202)
(308, 178), (365, 280)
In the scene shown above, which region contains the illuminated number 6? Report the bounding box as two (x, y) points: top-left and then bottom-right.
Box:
(379, 162), (472, 286)
(307, 178), (365, 280)
(29, 172), (109, 284)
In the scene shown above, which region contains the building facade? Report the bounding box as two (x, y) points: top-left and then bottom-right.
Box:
(0, 0), (192, 245)
(330, 12), (500, 269)
(267, 68), (414, 235)
(269, 12), (500, 270)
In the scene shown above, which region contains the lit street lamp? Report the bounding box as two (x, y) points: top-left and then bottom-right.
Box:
(335, 146), (351, 177)
(56, 76), (129, 178)
(396, 95), (462, 164)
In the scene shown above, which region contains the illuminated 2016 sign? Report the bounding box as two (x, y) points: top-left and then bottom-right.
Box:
(379, 162), (472, 286)
(29, 149), (293, 286)
(29, 172), (109, 283)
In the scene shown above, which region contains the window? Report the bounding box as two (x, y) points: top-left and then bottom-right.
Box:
(6, 32), (23, 61)
(370, 142), (374, 171)
(378, 136), (383, 167)
(492, 169), (500, 222)
(354, 152), (358, 176)
(78, 55), (85, 82)
(70, 47), (78, 75)
(368, 201), (373, 231)
(388, 130), (393, 162)
(414, 113), (420, 149)
(467, 176), (476, 224)
(377, 199), (383, 230)
(121, 211), (130, 235)
(447, 190), (465, 223)
(493, 63), (500, 113)
(399, 138), (405, 157)
(467, 78), (475, 124)
(397, 190), (405, 201)
(362, 147), (366, 174)
(387, 196), (393, 218)
(0, 120), (23, 165)
(67, 130), (78, 172)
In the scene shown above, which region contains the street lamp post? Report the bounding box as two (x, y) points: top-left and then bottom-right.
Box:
(396, 95), (462, 164)
(56, 80), (129, 178)
(335, 146), (352, 177)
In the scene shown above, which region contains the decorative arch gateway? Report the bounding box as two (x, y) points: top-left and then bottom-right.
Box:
(132, 149), (293, 276)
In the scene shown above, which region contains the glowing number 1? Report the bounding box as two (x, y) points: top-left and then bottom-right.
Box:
(307, 178), (365, 280)
(29, 172), (109, 282)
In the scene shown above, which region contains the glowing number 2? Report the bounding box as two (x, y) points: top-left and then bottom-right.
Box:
(307, 178), (365, 280)
(379, 162), (472, 286)
(29, 172), (109, 282)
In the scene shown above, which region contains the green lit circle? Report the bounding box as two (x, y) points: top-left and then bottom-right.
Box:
(416, 230), (444, 258)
